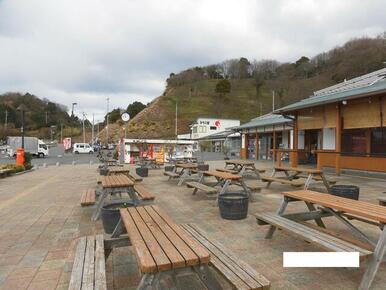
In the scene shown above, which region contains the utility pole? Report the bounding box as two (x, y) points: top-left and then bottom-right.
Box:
(175, 101), (178, 139)
(106, 97), (109, 145)
(60, 123), (63, 143)
(71, 102), (77, 117)
(272, 90), (275, 112)
(82, 112), (86, 143)
(91, 113), (95, 144)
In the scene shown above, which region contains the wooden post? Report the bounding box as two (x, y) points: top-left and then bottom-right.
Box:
(272, 129), (277, 163)
(335, 104), (341, 175)
(291, 114), (298, 167)
(240, 133), (248, 159)
(255, 129), (259, 160)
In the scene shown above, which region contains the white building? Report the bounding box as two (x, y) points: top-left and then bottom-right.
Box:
(188, 118), (240, 140)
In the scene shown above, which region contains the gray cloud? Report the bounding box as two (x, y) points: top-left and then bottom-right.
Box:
(0, 0), (385, 120)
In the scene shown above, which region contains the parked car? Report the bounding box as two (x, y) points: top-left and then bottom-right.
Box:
(73, 143), (94, 154)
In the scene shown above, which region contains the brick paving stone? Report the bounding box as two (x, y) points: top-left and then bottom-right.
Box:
(27, 278), (58, 290)
(0, 276), (32, 290)
(33, 269), (62, 282)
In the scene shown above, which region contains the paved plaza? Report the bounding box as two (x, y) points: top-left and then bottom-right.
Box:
(0, 161), (385, 289)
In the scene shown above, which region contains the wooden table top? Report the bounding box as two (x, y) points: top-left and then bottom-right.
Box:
(203, 170), (242, 180)
(225, 160), (255, 166)
(275, 166), (322, 174)
(108, 167), (131, 173)
(283, 190), (386, 223)
(176, 163), (198, 169)
(119, 205), (210, 273)
(101, 175), (134, 188)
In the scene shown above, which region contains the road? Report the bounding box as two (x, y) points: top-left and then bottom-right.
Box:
(0, 144), (100, 166)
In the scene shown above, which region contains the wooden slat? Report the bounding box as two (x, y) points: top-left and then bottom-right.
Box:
(145, 206), (199, 267)
(261, 176), (304, 186)
(134, 184), (155, 200)
(256, 212), (372, 257)
(136, 207), (186, 269)
(81, 236), (95, 290)
(274, 166), (322, 174)
(185, 182), (217, 193)
(283, 190), (386, 223)
(68, 237), (87, 290)
(226, 160), (255, 166)
(119, 208), (157, 273)
(127, 207), (171, 272)
(183, 224), (266, 290)
(203, 170), (242, 180)
(94, 235), (107, 290)
(150, 205), (210, 264)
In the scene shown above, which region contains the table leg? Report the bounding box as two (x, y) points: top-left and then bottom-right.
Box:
(215, 179), (231, 206)
(305, 202), (325, 228)
(111, 217), (124, 238)
(137, 273), (160, 290)
(251, 164), (261, 180)
(92, 189), (108, 221)
(320, 173), (331, 193)
(359, 227), (386, 290)
(265, 197), (289, 238)
(178, 169), (190, 186)
(270, 168), (277, 177)
(304, 174), (313, 190)
(240, 179), (253, 202)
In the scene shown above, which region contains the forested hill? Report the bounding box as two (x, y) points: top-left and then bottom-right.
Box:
(0, 92), (77, 139)
(124, 35), (385, 139)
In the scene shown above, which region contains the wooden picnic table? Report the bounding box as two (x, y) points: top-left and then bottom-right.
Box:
(199, 170), (252, 203)
(112, 205), (222, 289)
(225, 159), (264, 179)
(108, 166), (131, 175)
(173, 163), (198, 186)
(92, 175), (136, 221)
(262, 189), (386, 290)
(263, 165), (332, 191)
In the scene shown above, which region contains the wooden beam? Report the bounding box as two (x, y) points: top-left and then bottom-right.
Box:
(335, 104), (342, 175)
(291, 114), (298, 167)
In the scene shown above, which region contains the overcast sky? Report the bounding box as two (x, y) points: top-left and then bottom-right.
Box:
(0, 0), (385, 121)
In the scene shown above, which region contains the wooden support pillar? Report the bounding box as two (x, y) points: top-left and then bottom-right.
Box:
(272, 129), (277, 162)
(335, 104), (342, 175)
(240, 133), (248, 159)
(255, 129), (259, 160)
(291, 114), (298, 167)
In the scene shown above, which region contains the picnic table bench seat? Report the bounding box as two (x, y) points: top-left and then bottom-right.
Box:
(216, 168), (239, 174)
(182, 224), (271, 290)
(68, 234), (106, 290)
(186, 181), (217, 195)
(255, 212), (372, 259)
(163, 171), (180, 178)
(128, 172), (143, 182)
(261, 176), (304, 187)
(133, 184), (155, 201)
(80, 189), (96, 206)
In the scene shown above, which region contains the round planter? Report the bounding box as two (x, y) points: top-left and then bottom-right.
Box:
(218, 192), (249, 220)
(100, 202), (133, 234)
(330, 185), (360, 200)
(136, 167), (148, 177)
(164, 166), (174, 172)
(99, 168), (109, 176)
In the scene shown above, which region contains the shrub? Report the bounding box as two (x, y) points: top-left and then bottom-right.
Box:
(0, 164), (25, 173)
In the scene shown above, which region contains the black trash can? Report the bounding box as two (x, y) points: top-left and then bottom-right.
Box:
(218, 193), (249, 220)
(100, 168), (109, 176)
(136, 167), (149, 177)
(101, 202), (133, 234)
(164, 166), (174, 172)
(330, 185), (360, 200)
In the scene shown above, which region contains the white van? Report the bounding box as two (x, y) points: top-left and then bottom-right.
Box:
(73, 143), (94, 154)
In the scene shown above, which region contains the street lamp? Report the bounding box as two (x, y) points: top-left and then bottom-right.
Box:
(16, 104), (28, 149)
